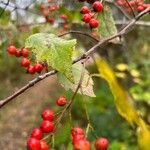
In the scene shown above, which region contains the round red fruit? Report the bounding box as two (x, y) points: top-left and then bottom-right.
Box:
(15, 50), (22, 57)
(41, 120), (54, 133)
(21, 58), (30, 67)
(71, 127), (85, 137)
(73, 139), (91, 150)
(72, 134), (85, 144)
(129, 1), (135, 7)
(80, 6), (90, 14)
(95, 138), (109, 150)
(40, 140), (49, 150)
(89, 19), (99, 28)
(7, 45), (17, 55)
(137, 5), (145, 12)
(31, 128), (43, 140)
(82, 14), (92, 23)
(41, 109), (54, 121)
(60, 14), (68, 22)
(56, 96), (67, 106)
(21, 48), (29, 57)
(27, 65), (35, 74)
(34, 63), (43, 73)
(27, 138), (41, 150)
(93, 1), (103, 12)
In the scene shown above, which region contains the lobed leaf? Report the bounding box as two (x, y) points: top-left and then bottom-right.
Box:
(97, 5), (119, 43)
(58, 63), (95, 97)
(25, 33), (76, 82)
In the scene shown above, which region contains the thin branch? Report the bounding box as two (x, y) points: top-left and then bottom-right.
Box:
(15, 20), (150, 28)
(43, 62), (86, 141)
(115, 20), (150, 27)
(0, 70), (57, 108)
(0, 7), (149, 109)
(58, 30), (99, 42)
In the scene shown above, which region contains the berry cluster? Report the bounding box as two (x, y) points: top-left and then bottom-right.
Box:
(71, 127), (91, 150)
(117, 0), (150, 13)
(59, 14), (70, 33)
(27, 96), (68, 150)
(71, 127), (109, 150)
(7, 45), (48, 75)
(40, 0), (70, 33)
(40, 0), (59, 24)
(79, 1), (104, 28)
(27, 109), (54, 150)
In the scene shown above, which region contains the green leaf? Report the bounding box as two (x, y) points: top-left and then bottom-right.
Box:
(0, 7), (11, 25)
(54, 122), (71, 146)
(25, 33), (76, 82)
(58, 63), (95, 97)
(97, 5), (119, 43)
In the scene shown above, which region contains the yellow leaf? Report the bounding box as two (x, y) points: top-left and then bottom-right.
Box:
(137, 119), (150, 150)
(95, 56), (150, 149)
(96, 56), (139, 125)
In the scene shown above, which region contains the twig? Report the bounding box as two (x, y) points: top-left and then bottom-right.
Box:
(0, 7), (149, 109)
(43, 62), (85, 141)
(58, 30), (99, 42)
(124, 0), (136, 18)
(115, 20), (150, 27)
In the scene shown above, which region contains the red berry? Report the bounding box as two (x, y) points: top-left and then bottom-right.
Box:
(72, 134), (85, 144)
(34, 63), (43, 73)
(15, 50), (22, 57)
(89, 19), (99, 28)
(40, 120), (54, 133)
(117, 0), (125, 6)
(93, 1), (103, 12)
(80, 6), (90, 14)
(41, 109), (54, 121)
(60, 14), (68, 22)
(95, 138), (109, 150)
(40, 140), (49, 150)
(21, 58), (30, 67)
(21, 48), (29, 57)
(31, 128), (43, 140)
(7, 45), (17, 55)
(129, 1), (135, 7)
(27, 65), (35, 74)
(56, 96), (67, 106)
(73, 139), (91, 150)
(71, 127), (85, 137)
(137, 5), (145, 12)
(47, 18), (55, 24)
(82, 14), (92, 23)
(27, 138), (41, 150)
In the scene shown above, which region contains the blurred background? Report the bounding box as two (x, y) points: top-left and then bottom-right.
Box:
(0, 0), (150, 149)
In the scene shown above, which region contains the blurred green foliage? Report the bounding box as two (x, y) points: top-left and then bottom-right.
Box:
(0, 0), (150, 149)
